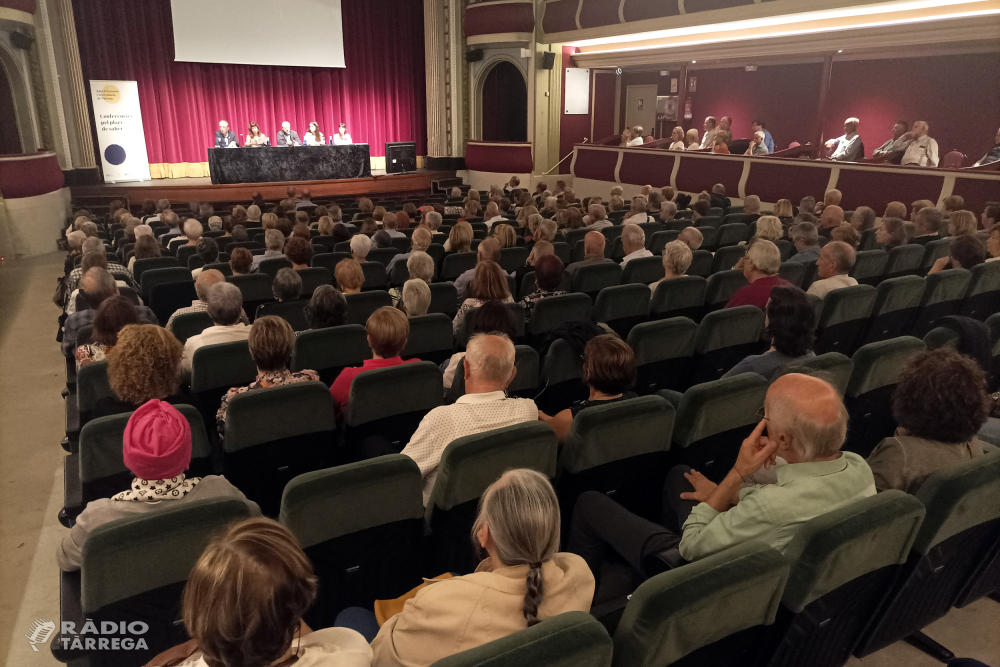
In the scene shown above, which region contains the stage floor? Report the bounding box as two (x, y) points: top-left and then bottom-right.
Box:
(69, 168), (457, 204)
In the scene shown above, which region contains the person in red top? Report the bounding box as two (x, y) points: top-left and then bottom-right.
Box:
(330, 306), (420, 412)
(726, 239), (790, 309)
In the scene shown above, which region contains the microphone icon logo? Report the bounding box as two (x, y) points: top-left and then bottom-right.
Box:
(25, 619), (56, 652)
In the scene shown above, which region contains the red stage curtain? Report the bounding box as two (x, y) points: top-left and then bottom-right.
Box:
(72, 0), (426, 178)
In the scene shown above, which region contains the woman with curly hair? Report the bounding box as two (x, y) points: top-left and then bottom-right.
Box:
(868, 349), (990, 493)
(724, 286), (815, 378)
(96, 324), (185, 418)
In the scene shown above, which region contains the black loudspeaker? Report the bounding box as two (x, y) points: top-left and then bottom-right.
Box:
(385, 142), (417, 174)
(540, 52), (555, 70)
(11, 31), (35, 50)
(466, 49), (484, 63)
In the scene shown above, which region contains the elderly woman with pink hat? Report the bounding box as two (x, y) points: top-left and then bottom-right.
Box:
(57, 400), (259, 571)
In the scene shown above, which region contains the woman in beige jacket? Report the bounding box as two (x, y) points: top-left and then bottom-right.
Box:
(370, 469), (595, 667)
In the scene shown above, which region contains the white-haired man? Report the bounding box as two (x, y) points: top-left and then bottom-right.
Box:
(180, 282), (250, 378)
(276, 121), (301, 147)
(807, 242), (859, 299)
(900, 121), (939, 168)
(826, 117), (863, 162)
(727, 239), (790, 309)
(215, 120), (239, 148)
(252, 229), (286, 272)
(620, 224), (652, 266)
(401, 333), (538, 505)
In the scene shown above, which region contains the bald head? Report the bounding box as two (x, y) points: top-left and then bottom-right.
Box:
(766, 374), (848, 460)
(194, 268), (227, 302)
(678, 227), (703, 250)
(80, 267), (118, 309)
(478, 236), (501, 263)
(584, 231), (606, 259)
(485, 202), (500, 218)
(820, 205), (844, 228)
(821, 241), (855, 276)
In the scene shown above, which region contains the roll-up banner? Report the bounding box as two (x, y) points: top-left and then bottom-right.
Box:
(89, 80), (151, 183)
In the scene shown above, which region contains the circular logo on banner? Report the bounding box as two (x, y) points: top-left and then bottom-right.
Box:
(98, 85), (121, 103)
(105, 145), (127, 165)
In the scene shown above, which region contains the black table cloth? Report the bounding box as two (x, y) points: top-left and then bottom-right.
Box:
(207, 145), (372, 184)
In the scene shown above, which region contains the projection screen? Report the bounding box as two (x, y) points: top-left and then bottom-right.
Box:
(170, 0), (345, 68)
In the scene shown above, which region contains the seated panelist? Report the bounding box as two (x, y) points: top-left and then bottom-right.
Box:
(304, 121), (324, 146)
(276, 121), (300, 146)
(332, 122), (353, 145)
(244, 121), (269, 147)
(214, 120), (239, 148)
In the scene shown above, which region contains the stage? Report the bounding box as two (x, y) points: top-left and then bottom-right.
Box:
(68, 168), (458, 205)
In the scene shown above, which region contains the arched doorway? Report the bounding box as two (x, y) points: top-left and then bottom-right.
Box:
(480, 61), (527, 142)
(0, 60), (23, 154)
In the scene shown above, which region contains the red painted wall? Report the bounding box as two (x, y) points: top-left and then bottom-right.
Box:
(559, 47), (591, 174)
(824, 53), (1000, 164)
(592, 71), (617, 142)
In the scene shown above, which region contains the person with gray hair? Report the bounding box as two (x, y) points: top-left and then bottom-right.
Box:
(252, 229), (286, 272)
(585, 204), (611, 230)
(65, 239), (136, 296)
(382, 211), (406, 238)
(159, 210), (181, 239)
(246, 204), (262, 223)
(272, 267), (303, 302)
(850, 206), (877, 232)
(660, 200), (678, 220)
(650, 240), (693, 293)
(808, 241), (858, 298)
(62, 267), (157, 357)
(422, 210), (443, 231)
(678, 227), (704, 251)
(568, 374), (874, 582)
(180, 281), (251, 377)
(727, 239), (790, 309)
(624, 196), (652, 225)
(788, 222), (822, 264)
(400, 278), (431, 317)
(745, 130), (769, 156)
(620, 224), (652, 266)
(826, 117), (863, 162)
(400, 333), (538, 505)
(911, 206), (943, 245)
(350, 233), (372, 262)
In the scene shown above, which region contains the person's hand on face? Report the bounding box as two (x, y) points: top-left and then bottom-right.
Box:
(930, 255), (952, 274)
(680, 469), (718, 502)
(734, 419), (778, 478)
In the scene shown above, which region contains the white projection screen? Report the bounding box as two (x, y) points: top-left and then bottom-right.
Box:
(170, 0), (345, 68)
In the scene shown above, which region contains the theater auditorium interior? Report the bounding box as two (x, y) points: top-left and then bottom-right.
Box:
(1, 0), (1000, 664)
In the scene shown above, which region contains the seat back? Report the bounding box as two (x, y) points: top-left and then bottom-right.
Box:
(778, 262), (806, 289)
(688, 249), (713, 277)
(528, 293), (592, 336)
(258, 256), (293, 279)
(499, 246), (529, 273)
(765, 491), (925, 667)
(711, 245), (746, 274)
(440, 252), (478, 281)
(360, 261), (388, 290)
(919, 238), (952, 273)
(296, 267), (332, 295)
(913, 268), (972, 337)
(345, 362), (444, 448)
(169, 311), (214, 343)
(256, 298), (310, 331)
(883, 244), (924, 279)
(344, 291), (393, 325)
(960, 260), (1000, 320)
(190, 340), (257, 394)
(403, 313), (455, 364)
(703, 270), (749, 312)
(815, 284), (877, 355)
(627, 318), (697, 394)
(612, 542), (788, 667)
(223, 381), (337, 516)
(691, 306), (765, 386)
(570, 262), (622, 300)
(551, 241), (571, 265)
(592, 284), (650, 338)
(140, 267), (191, 302)
(431, 611), (613, 667)
(311, 252), (353, 274)
(132, 256), (179, 286)
(770, 352), (854, 396)
(843, 336), (926, 457)
(537, 338), (588, 415)
(649, 276), (707, 321)
(863, 275), (927, 344)
(850, 250), (888, 286)
(456, 302), (526, 349)
(941, 150), (966, 168)
(292, 324), (371, 385)
(77, 360), (113, 421)
(428, 282), (459, 317)
(227, 273), (274, 314)
(716, 222), (749, 248)
(280, 455), (425, 626)
(672, 372), (769, 479)
(621, 256), (663, 285)
(647, 230), (680, 255)
(367, 247), (400, 266)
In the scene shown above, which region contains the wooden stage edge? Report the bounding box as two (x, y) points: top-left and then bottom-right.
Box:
(69, 169), (457, 203)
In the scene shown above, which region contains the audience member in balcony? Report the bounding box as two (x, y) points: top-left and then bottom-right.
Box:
(911, 207), (943, 245)
(303, 285), (347, 329)
(826, 117), (863, 162)
(678, 227), (704, 251)
(700, 116), (718, 149)
(972, 127), (1000, 167)
(217, 316), (320, 436)
(667, 126), (686, 150)
(872, 120), (911, 160)
(788, 222), (822, 264)
(850, 206), (877, 233)
(900, 121), (939, 167)
(250, 230), (285, 273)
(629, 125), (645, 146)
(929, 234), (986, 274)
(190, 238), (220, 279)
(58, 400), (260, 572)
(180, 282), (251, 377)
(649, 240), (693, 294)
(877, 217), (909, 250)
(519, 255), (567, 320)
(454, 260), (514, 335)
(727, 240), (790, 309)
(712, 131), (731, 154)
(948, 210), (978, 238)
(620, 224), (653, 266)
(335, 258), (365, 296)
(74, 295), (138, 371)
(830, 225), (860, 248)
(368, 468), (592, 660)
(808, 242), (858, 298)
(753, 215), (783, 243)
(725, 286), (815, 378)
(539, 335), (638, 441)
(568, 372), (873, 588)
(685, 128), (701, 150)
(745, 131), (769, 156)
(272, 268), (303, 303)
(751, 119), (775, 153)
(868, 349), (989, 493)
(817, 205), (845, 239)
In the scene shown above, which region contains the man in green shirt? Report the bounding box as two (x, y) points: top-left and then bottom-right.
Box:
(567, 374), (876, 592)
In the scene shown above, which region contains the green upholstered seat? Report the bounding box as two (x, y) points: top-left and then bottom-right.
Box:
(611, 541), (788, 667)
(552, 241), (571, 265)
(923, 326), (961, 350)
(648, 230), (680, 255)
(649, 276), (707, 322)
(190, 340), (256, 394)
(703, 270), (749, 313)
(431, 611), (612, 667)
(367, 247), (400, 266)
(862, 275), (926, 344)
(670, 372), (769, 480)
(447, 345), (539, 403)
(147, 280), (198, 326)
(169, 311), (213, 343)
(711, 245), (746, 274)
(344, 361), (444, 451)
(689, 306), (766, 387)
(292, 324), (371, 385)
(883, 244), (924, 279)
(918, 238), (952, 273)
(456, 303), (526, 349)
(849, 249), (888, 286)
(256, 298), (310, 331)
(960, 260), (1000, 320)
(499, 246), (529, 273)
(815, 284), (876, 355)
(428, 282), (459, 317)
(856, 450), (1000, 657)
(132, 256), (179, 286)
(296, 267), (333, 294)
(344, 291), (392, 326)
(843, 336), (925, 457)
(592, 284), (650, 338)
(912, 268), (972, 337)
(427, 422), (558, 573)
(402, 313), (456, 364)
(528, 293), (592, 336)
(762, 491), (925, 667)
(537, 338), (587, 415)
(716, 222), (749, 248)
(227, 273), (272, 302)
(311, 252), (353, 274)
(440, 252), (477, 281)
(569, 262), (621, 301)
(770, 352), (854, 396)
(777, 262), (805, 289)
(621, 256), (663, 285)
(627, 318), (697, 394)
(258, 256), (293, 279)
(139, 267), (191, 302)
(687, 249), (713, 277)
(76, 360), (113, 425)
(280, 455), (425, 626)
(359, 261), (388, 290)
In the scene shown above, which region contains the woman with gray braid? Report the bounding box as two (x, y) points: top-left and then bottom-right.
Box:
(369, 469), (594, 667)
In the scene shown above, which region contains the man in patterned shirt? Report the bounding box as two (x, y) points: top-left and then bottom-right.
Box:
(165, 269), (249, 332)
(402, 333), (538, 506)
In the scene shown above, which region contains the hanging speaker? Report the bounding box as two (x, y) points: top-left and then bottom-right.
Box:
(11, 31), (35, 50)
(540, 52), (555, 70)
(466, 49), (484, 63)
